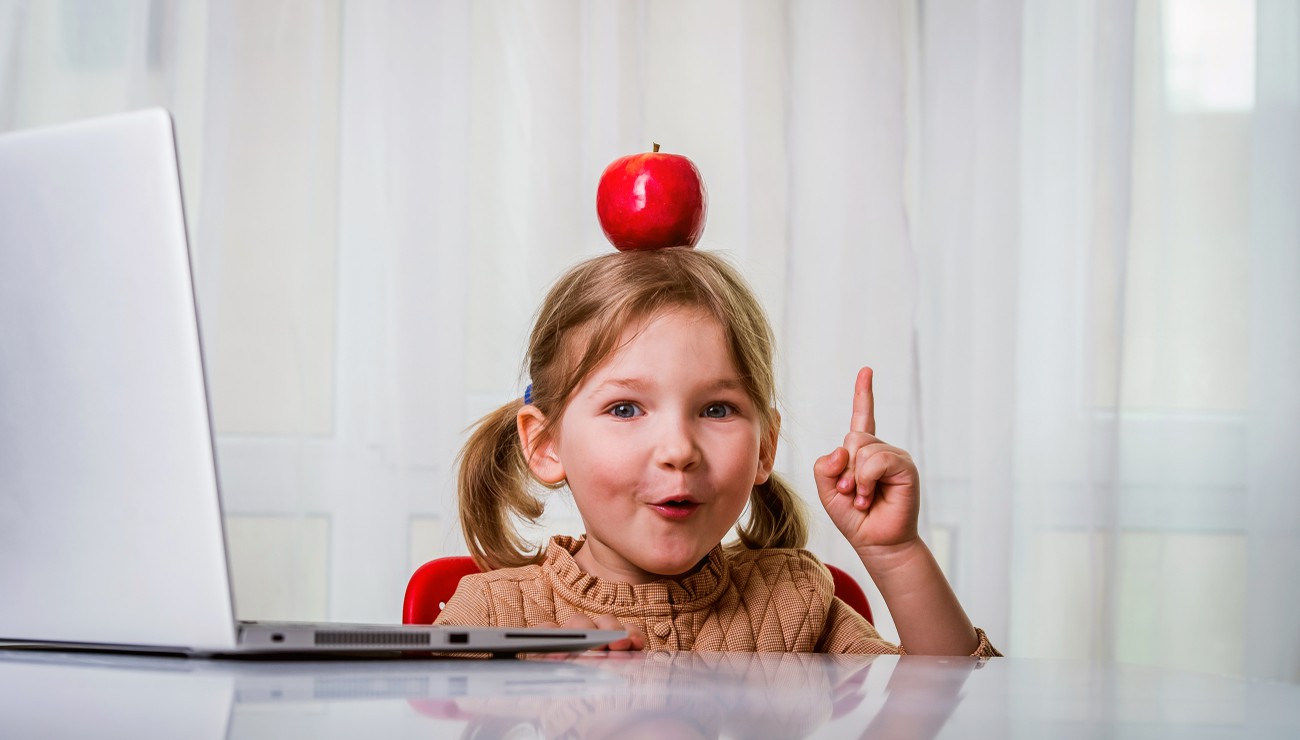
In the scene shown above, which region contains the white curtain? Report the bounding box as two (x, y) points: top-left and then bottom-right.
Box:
(2, 0), (1295, 682)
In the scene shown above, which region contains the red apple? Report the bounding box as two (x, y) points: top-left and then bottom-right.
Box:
(596, 144), (707, 251)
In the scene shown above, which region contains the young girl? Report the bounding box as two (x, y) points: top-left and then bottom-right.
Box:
(437, 248), (998, 656)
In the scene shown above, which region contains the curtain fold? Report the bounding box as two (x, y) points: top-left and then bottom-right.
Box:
(784, 0), (915, 644)
(913, 0), (1023, 653)
(1247, 0), (1300, 684)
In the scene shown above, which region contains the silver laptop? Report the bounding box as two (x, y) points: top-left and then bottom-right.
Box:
(0, 109), (622, 656)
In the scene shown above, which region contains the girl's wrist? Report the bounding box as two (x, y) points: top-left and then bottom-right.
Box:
(855, 536), (928, 578)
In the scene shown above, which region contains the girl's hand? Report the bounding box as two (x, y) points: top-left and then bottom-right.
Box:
(540, 613), (646, 652)
(813, 367), (920, 556)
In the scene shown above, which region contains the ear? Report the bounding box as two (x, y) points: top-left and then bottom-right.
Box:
(517, 404), (566, 484)
(754, 410), (780, 485)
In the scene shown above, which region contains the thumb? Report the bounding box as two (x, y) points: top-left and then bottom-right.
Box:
(814, 447), (849, 499)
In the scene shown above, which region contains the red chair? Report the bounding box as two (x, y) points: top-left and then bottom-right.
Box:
(405, 555), (872, 625)
(825, 563), (873, 625)
(403, 555), (483, 625)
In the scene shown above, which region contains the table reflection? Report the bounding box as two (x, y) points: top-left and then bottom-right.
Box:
(442, 651), (977, 739)
(0, 648), (979, 739)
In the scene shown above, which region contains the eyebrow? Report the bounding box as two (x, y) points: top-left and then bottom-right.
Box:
(595, 377), (747, 393)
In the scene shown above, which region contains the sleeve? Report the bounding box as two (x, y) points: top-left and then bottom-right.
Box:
(896, 627), (1002, 658)
(816, 597), (903, 655)
(964, 628), (1002, 658)
(816, 599), (1003, 657)
(432, 574), (495, 627)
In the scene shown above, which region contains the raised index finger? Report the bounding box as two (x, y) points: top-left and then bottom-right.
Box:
(850, 366), (875, 436)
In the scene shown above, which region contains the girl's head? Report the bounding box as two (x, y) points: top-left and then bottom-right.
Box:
(459, 248), (807, 573)
(523, 248), (779, 446)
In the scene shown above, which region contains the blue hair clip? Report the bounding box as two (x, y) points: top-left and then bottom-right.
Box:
(523, 383), (533, 405)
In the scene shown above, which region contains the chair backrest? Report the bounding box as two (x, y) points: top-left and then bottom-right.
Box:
(404, 556), (873, 625)
(824, 563), (873, 624)
(403, 556), (483, 626)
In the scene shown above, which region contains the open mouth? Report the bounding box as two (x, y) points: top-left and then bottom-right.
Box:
(650, 499), (700, 520)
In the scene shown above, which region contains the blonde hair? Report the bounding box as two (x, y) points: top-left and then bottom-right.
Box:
(457, 248), (808, 569)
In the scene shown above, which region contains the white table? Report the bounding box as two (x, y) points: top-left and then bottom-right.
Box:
(2, 649), (1297, 738)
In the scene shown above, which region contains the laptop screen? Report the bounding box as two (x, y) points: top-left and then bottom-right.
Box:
(0, 110), (238, 652)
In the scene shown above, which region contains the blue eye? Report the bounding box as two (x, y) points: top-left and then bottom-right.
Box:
(609, 402), (641, 419)
(703, 403), (735, 419)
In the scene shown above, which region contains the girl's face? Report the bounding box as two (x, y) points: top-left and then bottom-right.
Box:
(521, 306), (776, 584)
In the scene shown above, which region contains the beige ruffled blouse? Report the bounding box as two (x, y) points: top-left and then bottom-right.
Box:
(436, 535), (999, 656)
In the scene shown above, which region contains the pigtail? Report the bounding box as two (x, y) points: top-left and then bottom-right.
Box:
(730, 471), (810, 552)
(457, 400), (546, 570)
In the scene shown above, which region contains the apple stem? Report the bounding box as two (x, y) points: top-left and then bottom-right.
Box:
(652, 142), (660, 153)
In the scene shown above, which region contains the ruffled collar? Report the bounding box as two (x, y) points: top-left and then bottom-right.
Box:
(544, 535), (731, 618)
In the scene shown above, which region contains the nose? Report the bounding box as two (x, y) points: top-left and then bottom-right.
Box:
(654, 415), (701, 472)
